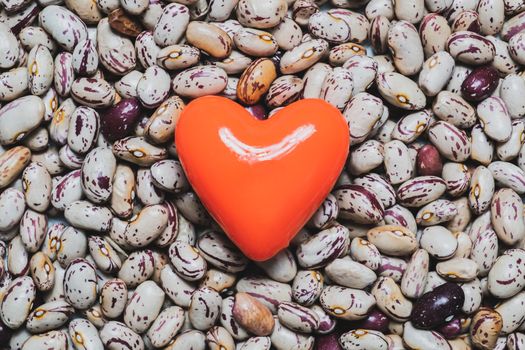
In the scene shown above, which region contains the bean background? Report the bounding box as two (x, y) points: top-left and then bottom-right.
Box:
(0, 0), (523, 349)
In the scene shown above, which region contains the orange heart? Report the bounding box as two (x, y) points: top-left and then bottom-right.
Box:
(176, 96), (349, 261)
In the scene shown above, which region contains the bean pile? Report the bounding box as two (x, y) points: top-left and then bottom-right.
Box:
(0, 0), (523, 349)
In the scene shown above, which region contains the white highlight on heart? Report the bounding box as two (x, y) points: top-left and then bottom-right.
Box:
(218, 124), (317, 163)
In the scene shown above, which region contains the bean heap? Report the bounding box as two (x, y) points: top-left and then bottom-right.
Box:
(0, 0), (523, 349)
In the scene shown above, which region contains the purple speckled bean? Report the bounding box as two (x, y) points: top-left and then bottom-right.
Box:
(451, 10), (481, 32)
(137, 65), (171, 109)
(446, 31), (495, 65)
(416, 199), (458, 226)
(383, 204), (418, 232)
(71, 77), (115, 109)
(489, 161), (525, 194)
(319, 285), (375, 321)
(419, 13), (451, 58)
(39, 6), (88, 52)
(432, 91), (476, 128)
(197, 230), (248, 273)
(334, 184), (384, 224)
(372, 276), (412, 322)
(277, 301), (319, 333)
(397, 176), (447, 207)
(153, 3), (190, 47)
(387, 20), (424, 75)
(81, 147), (116, 204)
(72, 39), (98, 76)
(66, 106), (100, 155)
(501, 11), (525, 41)
(428, 121), (471, 162)
(97, 18), (136, 75)
(100, 321), (144, 350)
(19, 209), (47, 253)
(296, 224), (350, 269)
(53, 52), (74, 97)
(508, 32), (525, 65)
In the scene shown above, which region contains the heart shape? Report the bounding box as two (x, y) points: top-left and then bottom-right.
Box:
(176, 96), (349, 261)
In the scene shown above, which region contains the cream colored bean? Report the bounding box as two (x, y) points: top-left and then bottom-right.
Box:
(301, 63), (331, 99)
(387, 20), (424, 75)
(470, 228), (498, 277)
(432, 91), (476, 129)
(344, 92), (384, 146)
(428, 121), (471, 162)
(509, 32), (525, 65)
(0, 146), (31, 188)
(393, 0), (424, 23)
(39, 6), (88, 51)
(420, 13), (451, 58)
(500, 75), (525, 122)
(397, 176), (447, 207)
(236, 0), (287, 29)
(64, 200), (112, 232)
(325, 256), (376, 289)
(112, 136), (167, 166)
(26, 300), (73, 333)
(279, 39), (329, 74)
(436, 257), (478, 282)
(489, 161), (525, 194)
(100, 278), (127, 319)
(271, 17), (303, 51)
(401, 249), (429, 298)
(29, 251), (54, 292)
(97, 18), (136, 75)
(309, 9), (369, 44)
(384, 140), (413, 185)
(491, 188), (525, 245)
(99, 321), (144, 350)
(403, 322), (451, 350)
(335, 185), (384, 224)
(446, 31), (496, 65)
(296, 224), (350, 268)
(186, 21), (232, 59)
(172, 66), (227, 98)
(147, 306), (185, 348)
(367, 225), (418, 256)
(418, 52), (455, 97)
(0, 67), (28, 104)
(347, 140), (384, 176)
(441, 163), (470, 198)
(372, 276), (413, 321)
(0, 188), (25, 232)
(27, 44), (53, 96)
(21, 331), (68, 350)
(265, 75), (303, 108)
(488, 249), (525, 299)
(0, 23), (20, 69)
(319, 285), (375, 321)
(88, 236), (121, 274)
(376, 72), (426, 110)
(124, 280), (164, 334)
(478, 97), (512, 142)
(19, 209), (47, 253)
(234, 28), (278, 57)
(189, 287), (221, 331)
(0, 95), (45, 146)
(420, 225), (458, 260)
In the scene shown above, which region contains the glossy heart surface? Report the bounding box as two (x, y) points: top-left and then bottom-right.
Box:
(176, 96), (349, 261)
